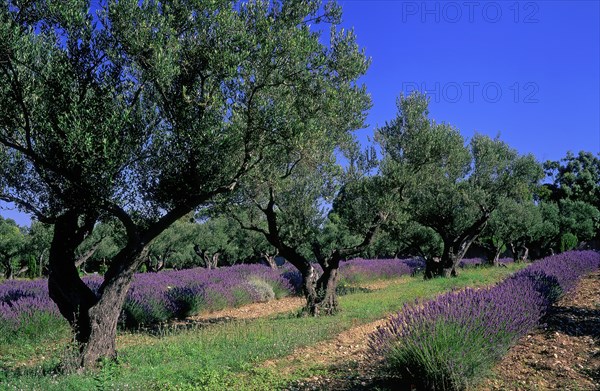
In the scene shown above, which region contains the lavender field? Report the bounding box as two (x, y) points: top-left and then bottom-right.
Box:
(1, 251), (598, 390)
(0, 257), (423, 335)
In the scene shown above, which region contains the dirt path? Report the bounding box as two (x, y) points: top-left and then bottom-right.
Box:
(274, 271), (600, 391)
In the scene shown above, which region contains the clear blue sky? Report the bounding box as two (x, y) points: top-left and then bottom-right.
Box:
(337, 0), (599, 162)
(2, 0), (599, 226)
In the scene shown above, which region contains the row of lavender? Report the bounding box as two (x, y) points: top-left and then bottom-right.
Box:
(369, 250), (600, 390)
(0, 258), (420, 333)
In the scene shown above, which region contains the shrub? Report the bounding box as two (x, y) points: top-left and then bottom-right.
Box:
(339, 258), (415, 284)
(560, 232), (578, 253)
(167, 284), (206, 319)
(458, 258), (485, 268)
(0, 279), (66, 343)
(246, 278), (276, 302)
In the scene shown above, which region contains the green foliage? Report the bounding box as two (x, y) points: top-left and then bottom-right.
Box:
(544, 151), (600, 208)
(21, 221), (53, 278)
(370, 221), (443, 259)
(1, 1), (375, 362)
(560, 233), (578, 253)
(192, 215), (246, 268)
(378, 93), (543, 271)
(558, 199), (600, 243)
(381, 319), (504, 390)
(0, 216), (26, 279)
(539, 151), (600, 251)
(0, 309), (70, 348)
(527, 199), (599, 255)
(479, 199), (541, 260)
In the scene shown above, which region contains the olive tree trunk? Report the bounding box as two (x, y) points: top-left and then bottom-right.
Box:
(47, 211), (154, 368)
(424, 235), (479, 278)
(261, 250), (279, 269)
(294, 259), (340, 316)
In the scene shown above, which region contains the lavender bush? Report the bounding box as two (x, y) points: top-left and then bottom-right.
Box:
(457, 257), (513, 268)
(0, 279), (66, 343)
(120, 264), (294, 327)
(369, 250), (600, 390)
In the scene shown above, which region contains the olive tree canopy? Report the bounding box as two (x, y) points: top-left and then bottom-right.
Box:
(0, 0), (368, 367)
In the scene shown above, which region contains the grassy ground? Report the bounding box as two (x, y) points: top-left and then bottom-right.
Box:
(0, 265), (523, 390)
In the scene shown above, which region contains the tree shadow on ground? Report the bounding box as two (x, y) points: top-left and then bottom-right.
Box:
(543, 303), (600, 384)
(544, 305), (600, 339)
(139, 316), (235, 336)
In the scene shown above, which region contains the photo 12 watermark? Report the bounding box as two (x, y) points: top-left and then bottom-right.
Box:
(402, 81), (540, 103)
(400, 1), (540, 23)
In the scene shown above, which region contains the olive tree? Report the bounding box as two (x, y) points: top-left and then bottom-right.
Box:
(231, 154), (389, 315)
(22, 220), (53, 277)
(0, 0), (365, 367)
(478, 199), (542, 264)
(544, 151), (600, 209)
(379, 93), (542, 278)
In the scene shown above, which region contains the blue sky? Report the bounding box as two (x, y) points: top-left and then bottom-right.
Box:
(2, 0), (598, 226)
(337, 0), (599, 162)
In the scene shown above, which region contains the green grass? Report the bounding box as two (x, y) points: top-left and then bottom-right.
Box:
(0, 264), (523, 391)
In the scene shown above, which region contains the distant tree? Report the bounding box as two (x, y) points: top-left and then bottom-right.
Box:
(22, 220), (53, 277)
(0, 0), (365, 367)
(557, 199), (600, 245)
(370, 220), (443, 261)
(142, 216), (196, 272)
(241, 229), (280, 269)
(191, 215), (241, 269)
(74, 220), (125, 274)
(528, 201), (561, 257)
(379, 93), (543, 278)
(524, 199), (600, 257)
(0, 216), (26, 279)
(478, 199), (541, 264)
(543, 151), (600, 209)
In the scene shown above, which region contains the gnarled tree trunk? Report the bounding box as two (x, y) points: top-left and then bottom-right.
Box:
(310, 260), (340, 316)
(425, 235), (479, 278)
(79, 247), (146, 368)
(2, 257), (14, 280)
(193, 245), (220, 269)
(492, 246), (502, 266)
(47, 211), (151, 369)
(293, 260), (340, 316)
(425, 213), (489, 279)
(144, 255), (165, 273)
(510, 242), (529, 262)
(48, 212), (99, 349)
